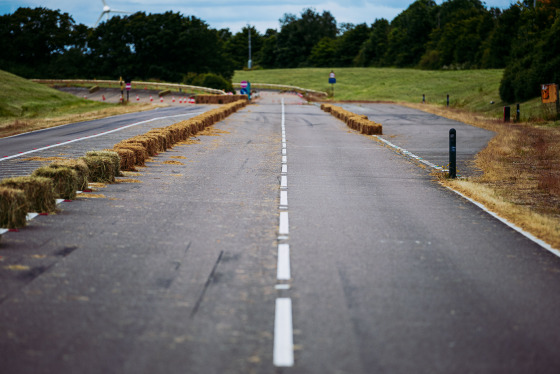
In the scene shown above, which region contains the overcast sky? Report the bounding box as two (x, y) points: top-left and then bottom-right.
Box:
(0, 0), (515, 33)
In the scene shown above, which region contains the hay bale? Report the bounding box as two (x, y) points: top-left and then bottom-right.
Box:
(112, 147), (136, 171)
(80, 155), (116, 183)
(113, 143), (147, 166)
(32, 166), (78, 200)
(0, 187), (28, 229)
(49, 159), (89, 191)
(86, 150), (122, 177)
(0, 176), (56, 213)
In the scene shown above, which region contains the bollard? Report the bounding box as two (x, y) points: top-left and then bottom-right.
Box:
(422, 94), (425, 104)
(447, 94), (450, 107)
(503, 106), (510, 122)
(516, 103), (520, 122)
(449, 129), (456, 179)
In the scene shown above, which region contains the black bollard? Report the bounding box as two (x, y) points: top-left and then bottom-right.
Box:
(504, 106), (510, 122)
(447, 94), (450, 107)
(422, 94), (425, 104)
(449, 129), (456, 179)
(516, 104), (520, 122)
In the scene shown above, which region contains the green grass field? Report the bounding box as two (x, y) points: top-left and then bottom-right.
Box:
(234, 67), (548, 121)
(0, 70), (111, 120)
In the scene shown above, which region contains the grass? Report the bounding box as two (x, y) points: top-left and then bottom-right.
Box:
(234, 67), (554, 122)
(0, 70), (157, 138)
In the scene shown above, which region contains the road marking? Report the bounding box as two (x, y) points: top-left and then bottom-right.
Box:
(1, 112), (204, 162)
(282, 156), (287, 164)
(279, 212), (289, 235)
(274, 298), (294, 367)
(275, 284), (290, 290)
(280, 190), (288, 207)
(277, 244), (291, 280)
(373, 134), (560, 256)
(447, 187), (560, 258)
(282, 164), (287, 174)
(281, 176), (288, 189)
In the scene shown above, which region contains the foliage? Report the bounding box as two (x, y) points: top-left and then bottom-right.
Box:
(1, 1), (560, 102)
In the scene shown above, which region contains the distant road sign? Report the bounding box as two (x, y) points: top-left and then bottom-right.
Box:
(240, 81), (248, 89)
(329, 72), (335, 79)
(126, 83), (132, 91)
(329, 71), (336, 84)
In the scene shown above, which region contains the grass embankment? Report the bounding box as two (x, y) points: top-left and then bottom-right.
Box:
(236, 67), (560, 248)
(0, 70), (154, 138)
(235, 67), (554, 121)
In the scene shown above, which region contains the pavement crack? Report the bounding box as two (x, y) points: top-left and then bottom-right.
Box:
(190, 250), (224, 318)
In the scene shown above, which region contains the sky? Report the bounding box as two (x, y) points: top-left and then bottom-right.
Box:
(0, 0), (515, 33)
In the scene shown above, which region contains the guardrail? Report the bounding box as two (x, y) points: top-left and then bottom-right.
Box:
(31, 79), (226, 95)
(232, 82), (328, 97)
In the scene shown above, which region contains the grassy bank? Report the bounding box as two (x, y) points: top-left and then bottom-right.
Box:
(0, 70), (154, 138)
(234, 67), (551, 122)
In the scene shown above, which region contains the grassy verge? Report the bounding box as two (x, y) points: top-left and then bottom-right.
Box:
(0, 70), (157, 138)
(235, 67), (556, 122)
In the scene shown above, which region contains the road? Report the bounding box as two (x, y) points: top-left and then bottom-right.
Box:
(1, 92), (560, 373)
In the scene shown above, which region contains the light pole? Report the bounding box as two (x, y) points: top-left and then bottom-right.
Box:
(248, 25), (252, 70)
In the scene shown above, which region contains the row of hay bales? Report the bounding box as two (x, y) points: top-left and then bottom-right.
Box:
(195, 95), (248, 105)
(0, 151), (121, 230)
(0, 99), (248, 231)
(320, 104), (383, 135)
(113, 99), (248, 171)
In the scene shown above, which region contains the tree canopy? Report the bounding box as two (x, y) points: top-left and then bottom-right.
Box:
(1, 1), (560, 101)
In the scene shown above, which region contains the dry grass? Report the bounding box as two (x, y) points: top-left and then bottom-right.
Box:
(31, 166), (78, 200)
(77, 193), (106, 199)
(0, 186), (28, 228)
(407, 102), (560, 248)
(0, 103), (158, 138)
(0, 176), (56, 213)
(116, 178), (142, 183)
(163, 160), (184, 165)
(22, 156), (67, 162)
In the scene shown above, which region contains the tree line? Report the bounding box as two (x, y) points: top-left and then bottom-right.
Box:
(0, 0), (559, 102)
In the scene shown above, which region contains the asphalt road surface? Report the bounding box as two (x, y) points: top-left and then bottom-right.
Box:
(1, 92), (560, 373)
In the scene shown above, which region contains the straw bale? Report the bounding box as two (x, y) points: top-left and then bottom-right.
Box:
(0, 187), (28, 229)
(0, 176), (56, 213)
(122, 137), (158, 156)
(49, 159), (89, 191)
(32, 166), (78, 200)
(86, 150), (122, 177)
(114, 143), (147, 166)
(112, 147), (136, 171)
(80, 156), (116, 183)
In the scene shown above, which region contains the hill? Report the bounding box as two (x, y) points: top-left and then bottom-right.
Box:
(234, 67), (547, 121)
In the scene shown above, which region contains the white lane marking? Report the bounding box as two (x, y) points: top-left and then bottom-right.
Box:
(0, 228), (8, 235)
(281, 176), (288, 188)
(274, 298), (294, 367)
(282, 164), (287, 174)
(282, 148), (287, 156)
(282, 156), (287, 164)
(279, 212), (289, 235)
(447, 187), (560, 258)
(56, 199), (65, 205)
(277, 244), (291, 280)
(280, 190), (288, 207)
(1, 112), (204, 162)
(275, 284), (291, 290)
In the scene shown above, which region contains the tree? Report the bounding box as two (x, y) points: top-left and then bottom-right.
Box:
(354, 19), (390, 67)
(275, 8), (337, 68)
(333, 23), (370, 66)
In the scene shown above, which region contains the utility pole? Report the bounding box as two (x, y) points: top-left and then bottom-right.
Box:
(248, 25), (252, 70)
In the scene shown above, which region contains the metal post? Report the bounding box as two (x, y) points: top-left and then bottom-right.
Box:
(516, 104), (520, 122)
(503, 106), (510, 122)
(422, 94), (425, 104)
(449, 129), (456, 179)
(447, 94), (450, 107)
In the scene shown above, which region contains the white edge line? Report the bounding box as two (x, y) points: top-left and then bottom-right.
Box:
(373, 135), (560, 257)
(274, 298), (294, 367)
(1, 112), (204, 162)
(446, 187), (560, 258)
